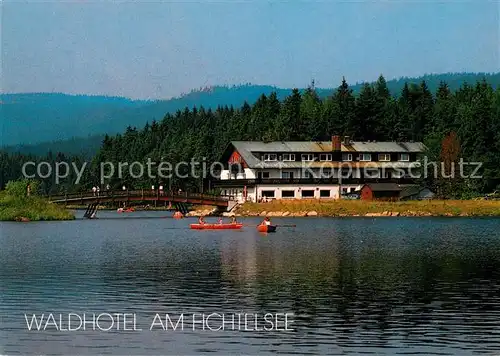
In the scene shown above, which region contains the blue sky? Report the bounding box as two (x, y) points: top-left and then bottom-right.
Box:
(2, 1), (499, 99)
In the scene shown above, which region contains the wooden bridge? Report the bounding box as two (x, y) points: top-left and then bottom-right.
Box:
(48, 190), (231, 207)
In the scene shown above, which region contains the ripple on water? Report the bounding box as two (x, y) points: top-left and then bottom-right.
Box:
(1, 216), (500, 355)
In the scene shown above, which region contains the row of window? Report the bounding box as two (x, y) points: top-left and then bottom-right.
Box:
(256, 170), (410, 179)
(261, 189), (329, 198)
(260, 187), (355, 199)
(262, 153), (410, 162)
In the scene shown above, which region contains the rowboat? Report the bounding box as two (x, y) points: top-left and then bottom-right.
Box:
(190, 223), (243, 230)
(117, 208), (135, 213)
(257, 224), (277, 233)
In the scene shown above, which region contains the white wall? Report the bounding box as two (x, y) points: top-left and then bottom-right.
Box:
(254, 184), (362, 201)
(220, 168), (257, 180)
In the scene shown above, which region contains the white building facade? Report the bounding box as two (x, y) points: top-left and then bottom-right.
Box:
(215, 136), (424, 203)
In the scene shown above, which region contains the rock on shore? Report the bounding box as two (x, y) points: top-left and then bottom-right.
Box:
(232, 209), (469, 217)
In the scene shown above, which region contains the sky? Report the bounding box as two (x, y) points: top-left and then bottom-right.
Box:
(1, 0), (499, 99)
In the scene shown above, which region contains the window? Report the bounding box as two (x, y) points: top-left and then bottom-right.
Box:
(340, 169), (352, 178)
(399, 153), (410, 162)
(261, 190), (275, 198)
(378, 154), (391, 162)
(281, 171), (294, 179)
(342, 187), (348, 194)
(282, 154), (295, 161)
(365, 168), (379, 178)
(301, 154), (315, 161)
(321, 169), (333, 178)
(320, 190), (330, 198)
(263, 154), (277, 161)
(359, 153), (372, 161)
(304, 170), (315, 179)
(258, 171), (270, 179)
(319, 153), (332, 161)
(281, 190), (295, 198)
(342, 153), (353, 161)
(301, 190), (314, 198)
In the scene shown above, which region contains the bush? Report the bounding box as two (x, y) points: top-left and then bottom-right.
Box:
(5, 179), (39, 198)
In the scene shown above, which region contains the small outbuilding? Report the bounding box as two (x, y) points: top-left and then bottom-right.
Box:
(399, 185), (435, 200)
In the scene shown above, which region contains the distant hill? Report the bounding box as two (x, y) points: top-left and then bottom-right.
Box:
(2, 72), (499, 152)
(2, 135), (105, 159)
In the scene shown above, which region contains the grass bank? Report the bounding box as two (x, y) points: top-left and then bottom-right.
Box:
(0, 192), (75, 221)
(237, 200), (500, 217)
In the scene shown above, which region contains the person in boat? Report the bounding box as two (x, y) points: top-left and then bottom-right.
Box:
(261, 217), (271, 226)
(198, 216), (206, 225)
(218, 217), (223, 224)
(230, 216), (238, 224)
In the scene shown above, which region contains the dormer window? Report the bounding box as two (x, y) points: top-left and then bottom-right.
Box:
(301, 154), (315, 161)
(359, 153), (372, 162)
(319, 153), (332, 161)
(399, 153), (410, 162)
(282, 154), (295, 161)
(378, 154), (391, 162)
(342, 153), (353, 161)
(263, 154), (277, 161)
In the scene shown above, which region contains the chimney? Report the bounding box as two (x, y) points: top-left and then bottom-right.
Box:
(332, 135), (341, 152)
(343, 135), (350, 145)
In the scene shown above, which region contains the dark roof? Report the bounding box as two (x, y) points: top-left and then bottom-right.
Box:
(221, 140), (426, 169)
(399, 185), (423, 198)
(231, 140), (425, 154)
(399, 185), (435, 198)
(363, 183), (402, 192)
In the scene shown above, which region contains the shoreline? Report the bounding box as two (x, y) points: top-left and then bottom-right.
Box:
(53, 200), (500, 218)
(0, 196), (75, 222)
(224, 200), (500, 218)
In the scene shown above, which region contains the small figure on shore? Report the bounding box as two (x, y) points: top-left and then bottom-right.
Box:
(96, 186), (100, 196)
(26, 184), (31, 197)
(159, 185), (164, 196)
(92, 186), (97, 196)
(106, 184), (110, 191)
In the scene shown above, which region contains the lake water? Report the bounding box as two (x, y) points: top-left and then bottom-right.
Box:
(1, 212), (500, 355)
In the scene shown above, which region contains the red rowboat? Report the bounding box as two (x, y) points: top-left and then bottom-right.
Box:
(257, 225), (277, 233)
(190, 223), (243, 230)
(117, 208), (135, 213)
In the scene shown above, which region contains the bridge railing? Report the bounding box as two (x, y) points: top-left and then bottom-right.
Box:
(47, 190), (231, 202)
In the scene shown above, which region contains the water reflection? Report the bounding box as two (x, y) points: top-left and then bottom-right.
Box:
(1, 215), (500, 354)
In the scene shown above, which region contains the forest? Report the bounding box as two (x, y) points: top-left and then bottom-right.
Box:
(1, 75), (499, 198)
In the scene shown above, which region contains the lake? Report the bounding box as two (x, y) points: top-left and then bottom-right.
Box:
(1, 212), (500, 355)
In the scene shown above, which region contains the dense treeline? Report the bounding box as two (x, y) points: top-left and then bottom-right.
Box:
(4, 72), (499, 148)
(1, 75), (499, 197)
